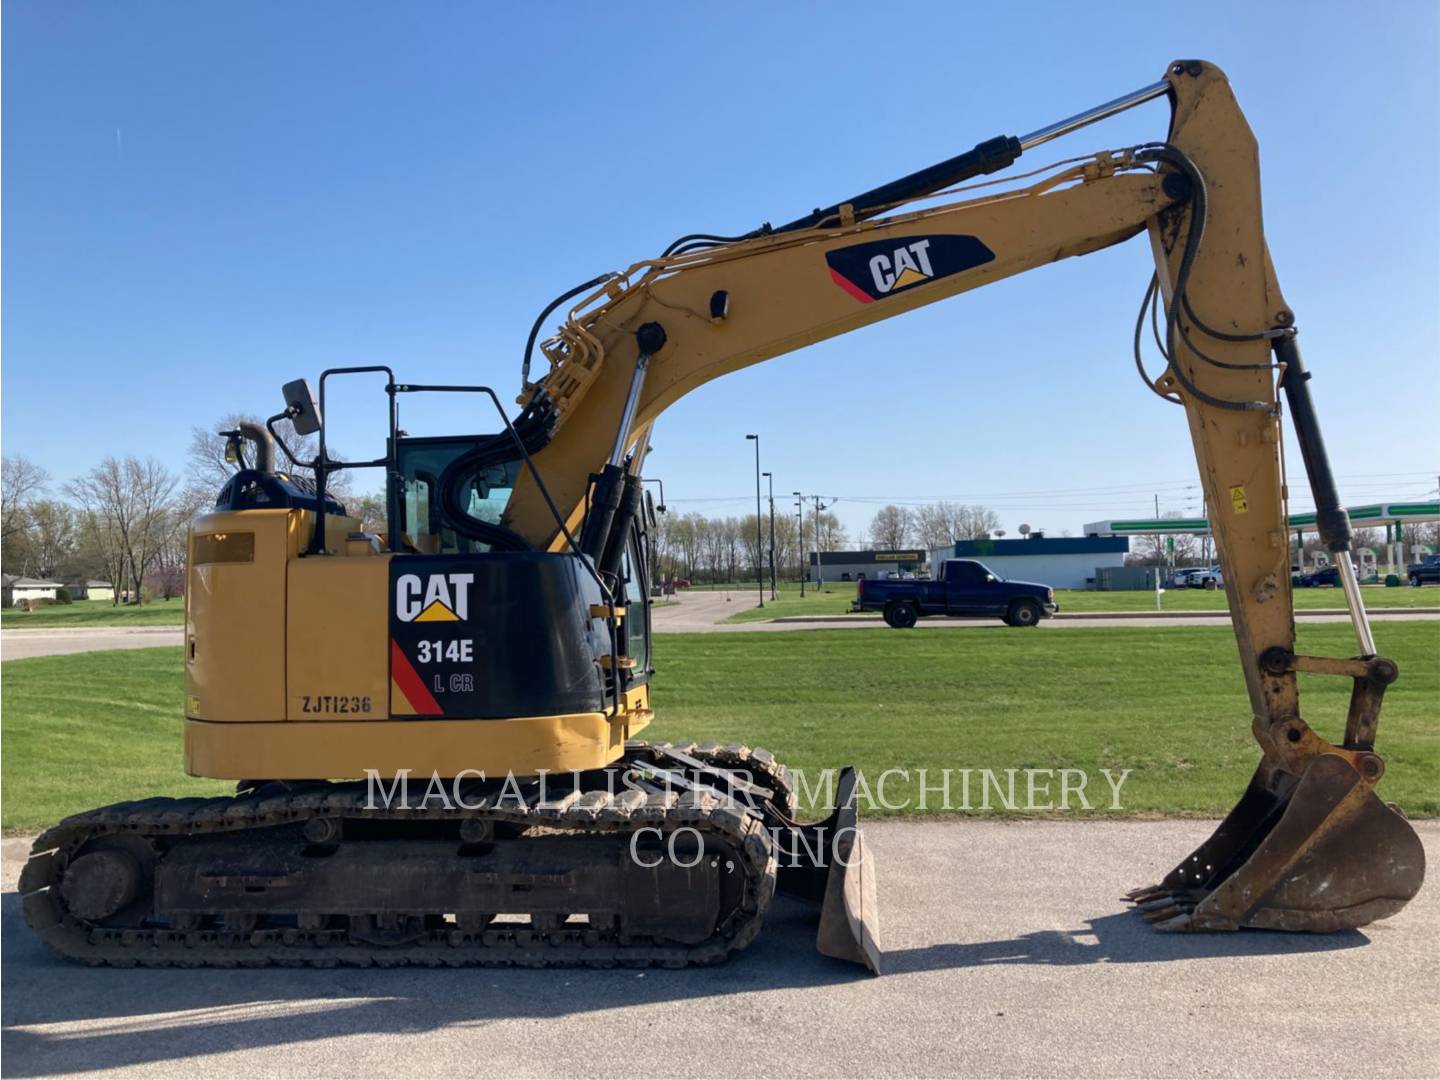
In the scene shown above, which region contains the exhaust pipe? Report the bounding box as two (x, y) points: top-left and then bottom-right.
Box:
(224, 421), (276, 473)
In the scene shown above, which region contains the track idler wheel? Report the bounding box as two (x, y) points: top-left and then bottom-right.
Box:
(57, 834), (158, 927)
(1127, 753), (1425, 932)
(60, 850), (141, 922)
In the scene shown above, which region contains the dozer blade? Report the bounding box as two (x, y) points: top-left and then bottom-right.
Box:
(776, 767), (882, 973)
(1127, 753), (1425, 933)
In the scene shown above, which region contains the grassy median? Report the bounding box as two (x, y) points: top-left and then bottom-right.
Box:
(4, 622), (1436, 831)
(717, 581), (1438, 623)
(1, 597), (185, 628)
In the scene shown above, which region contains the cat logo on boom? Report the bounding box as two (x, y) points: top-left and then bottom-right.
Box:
(869, 239), (935, 294)
(395, 572), (474, 622)
(825, 234), (996, 304)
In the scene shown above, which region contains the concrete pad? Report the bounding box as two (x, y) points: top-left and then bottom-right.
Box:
(4, 820), (1436, 1078)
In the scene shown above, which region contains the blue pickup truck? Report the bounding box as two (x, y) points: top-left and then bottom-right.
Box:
(851, 559), (1058, 628)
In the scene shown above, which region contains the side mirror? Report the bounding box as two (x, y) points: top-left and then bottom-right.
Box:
(281, 379), (323, 437)
(985, 574), (996, 583)
(222, 431), (243, 466)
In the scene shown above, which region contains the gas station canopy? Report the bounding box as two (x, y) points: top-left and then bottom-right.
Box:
(1084, 501), (1440, 538)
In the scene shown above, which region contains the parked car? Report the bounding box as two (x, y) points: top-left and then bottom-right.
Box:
(1408, 554), (1440, 587)
(1297, 565), (1340, 588)
(1170, 568), (1203, 588)
(1188, 566), (1224, 590)
(850, 558), (1057, 628)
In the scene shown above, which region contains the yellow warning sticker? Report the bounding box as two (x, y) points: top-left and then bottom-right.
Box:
(1229, 485), (1249, 514)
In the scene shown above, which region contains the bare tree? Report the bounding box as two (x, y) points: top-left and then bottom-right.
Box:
(803, 509), (847, 553)
(349, 491), (387, 533)
(910, 501), (1000, 548)
(912, 503), (956, 550)
(953, 504), (1000, 540)
(739, 513), (764, 577)
(1351, 527), (1383, 552)
(1132, 513), (1201, 565)
(1400, 522), (1439, 551)
(72, 511), (128, 605)
(721, 517), (742, 583)
(67, 458), (178, 605)
(771, 514), (799, 581)
(868, 504), (914, 549)
(23, 501), (77, 579)
(2, 456), (49, 541)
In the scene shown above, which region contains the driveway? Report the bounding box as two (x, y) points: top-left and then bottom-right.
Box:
(3, 820), (1435, 1078)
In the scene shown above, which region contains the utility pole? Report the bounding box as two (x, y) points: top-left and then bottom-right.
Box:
(745, 434), (763, 608)
(762, 471), (777, 601)
(794, 492), (806, 597)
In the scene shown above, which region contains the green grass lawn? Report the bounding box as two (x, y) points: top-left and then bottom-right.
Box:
(717, 580), (1438, 623)
(2, 648), (230, 831)
(5, 621), (1436, 831)
(645, 621), (1439, 817)
(1, 597), (185, 628)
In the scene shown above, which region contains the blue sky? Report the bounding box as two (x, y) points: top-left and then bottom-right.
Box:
(4, 1), (1437, 539)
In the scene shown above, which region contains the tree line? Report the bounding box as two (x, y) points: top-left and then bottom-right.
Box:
(0, 416), (343, 604)
(652, 508), (844, 584)
(651, 501), (1004, 584)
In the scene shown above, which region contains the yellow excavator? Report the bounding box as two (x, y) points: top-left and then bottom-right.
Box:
(21, 60), (1425, 973)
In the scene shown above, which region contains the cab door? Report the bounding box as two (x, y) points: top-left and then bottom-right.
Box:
(944, 560), (990, 615)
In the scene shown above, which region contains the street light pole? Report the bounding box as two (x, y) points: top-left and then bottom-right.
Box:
(793, 491), (806, 597)
(813, 495), (829, 590)
(762, 471), (777, 601)
(745, 434), (763, 608)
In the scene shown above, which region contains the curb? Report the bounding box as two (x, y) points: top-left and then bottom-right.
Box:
(768, 608), (1440, 625)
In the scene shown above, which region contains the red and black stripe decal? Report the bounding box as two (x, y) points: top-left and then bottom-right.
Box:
(390, 638), (443, 715)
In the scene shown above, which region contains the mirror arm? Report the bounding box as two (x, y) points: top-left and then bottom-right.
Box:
(265, 411), (313, 470)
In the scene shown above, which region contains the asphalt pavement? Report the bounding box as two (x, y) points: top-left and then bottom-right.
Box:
(2, 596), (1433, 660)
(1, 628), (185, 661)
(650, 589), (1436, 633)
(4, 819), (1436, 1078)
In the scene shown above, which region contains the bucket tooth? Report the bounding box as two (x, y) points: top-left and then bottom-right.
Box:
(1137, 895), (1180, 912)
(1124, 885), (1166, 902)
(1152, 912), (1197, 933)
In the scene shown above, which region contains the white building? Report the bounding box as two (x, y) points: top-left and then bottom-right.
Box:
(2, 575), (65, 607)
(82, 580), (115, 602)
(930, 535), (1130, 590)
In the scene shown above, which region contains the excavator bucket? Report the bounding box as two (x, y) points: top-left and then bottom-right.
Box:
(1126, 753), (1425, 932)
(776, 767), (882, 973)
